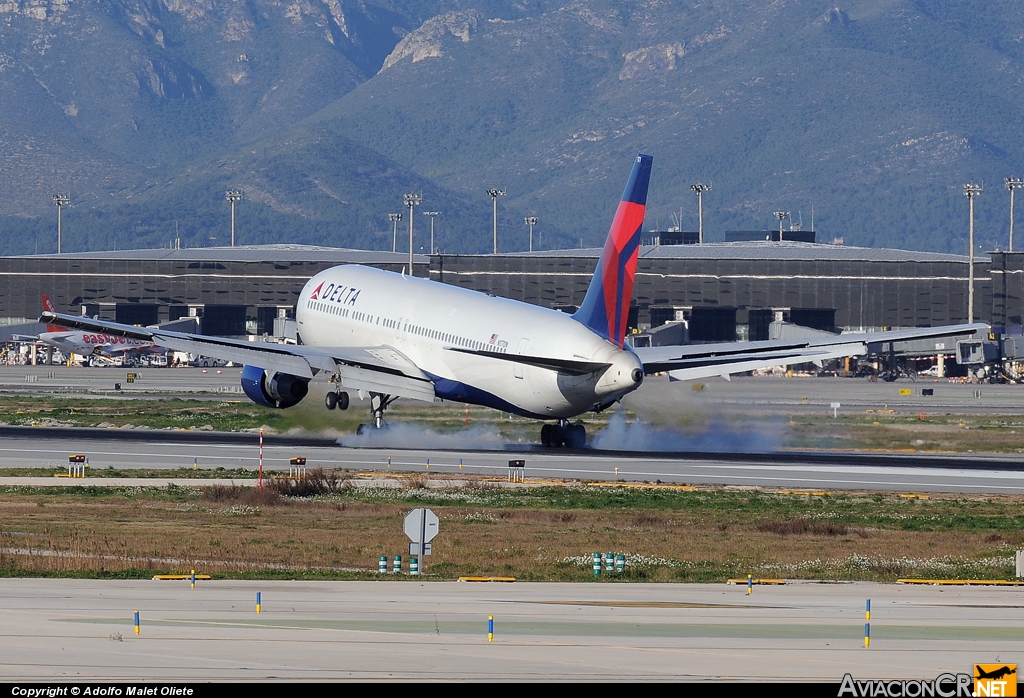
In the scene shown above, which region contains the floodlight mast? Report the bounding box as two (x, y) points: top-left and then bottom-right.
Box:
(388, 213), (402, 253)
(964, 183), (983, 323)
(1006, 177), (1024, 253)
(424, 211), (441, 254)
(773, 211), (790, 242)
(524, 216), (537, 252)
(691, 183), (710, 244)
(52, 194), (70, 254)
(225, 190), (243, 247)
(404, 193), (422, 274)
(487, 187), (506, 254)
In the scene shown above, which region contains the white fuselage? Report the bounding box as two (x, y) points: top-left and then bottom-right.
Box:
(296, 265), (643, 419)
(38, 330), (159, 358)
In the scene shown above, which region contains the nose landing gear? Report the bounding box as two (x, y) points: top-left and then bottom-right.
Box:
(356, 392), (396, 434)
(540, 420), (586, 448)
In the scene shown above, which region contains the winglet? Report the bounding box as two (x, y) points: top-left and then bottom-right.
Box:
(572, 154), (653, 348)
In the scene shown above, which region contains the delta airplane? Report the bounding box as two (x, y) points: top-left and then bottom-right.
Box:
(40, 154), (984, 447)
(37, 296), (163, 361)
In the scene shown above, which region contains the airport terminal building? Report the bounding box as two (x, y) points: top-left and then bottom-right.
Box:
(0, 246), (428, 337)
(433, 243), (998, 341)
(0, 241), (1016, 341)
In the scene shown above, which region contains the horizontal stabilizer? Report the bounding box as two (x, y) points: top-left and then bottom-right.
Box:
(637, 322), (986, 380)
(664, 346), (866, 381)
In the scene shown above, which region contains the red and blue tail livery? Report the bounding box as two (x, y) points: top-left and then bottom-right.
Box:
(572, 153), (653, 348)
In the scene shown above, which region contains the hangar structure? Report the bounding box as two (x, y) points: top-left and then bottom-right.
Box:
(0, 241), (1015, 342)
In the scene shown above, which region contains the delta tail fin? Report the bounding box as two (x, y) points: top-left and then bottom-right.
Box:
(572, 153), (652, 348)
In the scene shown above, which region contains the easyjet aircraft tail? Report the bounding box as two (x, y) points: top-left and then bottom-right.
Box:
(41, 295), (62, 333)
(572, 153), (653, 349)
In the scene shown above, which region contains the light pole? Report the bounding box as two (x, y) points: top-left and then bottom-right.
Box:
(424, 211), (441, 254)
(225, 190), (243, 247)
(964, 183), (983, 323)
(773, 211), (790, 241)
(389, 213), (402, 253)
(52, 194), (70, 254)
(524, 216), (537, 252)
(1006, 177), (1024, 253)
(691, 183), (710, 244)
(404, 193), (422, 274)
(487, 187), (506, 254)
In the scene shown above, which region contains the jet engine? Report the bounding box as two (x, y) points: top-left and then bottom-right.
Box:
(241, 365), (309, 408)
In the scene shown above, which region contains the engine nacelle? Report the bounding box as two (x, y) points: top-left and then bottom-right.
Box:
(241, 365), (309, 408)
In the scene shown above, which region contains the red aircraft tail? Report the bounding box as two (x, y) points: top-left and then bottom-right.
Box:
(41, 295), (62, 332)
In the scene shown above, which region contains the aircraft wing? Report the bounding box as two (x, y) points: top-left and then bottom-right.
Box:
(634, 323), (986, 381)
(39, 311), (436, 402)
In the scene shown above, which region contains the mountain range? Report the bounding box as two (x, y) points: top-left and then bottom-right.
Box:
(1, 0), (1022, 256)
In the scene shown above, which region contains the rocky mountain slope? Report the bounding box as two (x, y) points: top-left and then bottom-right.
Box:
(1, 0), (1022, 255)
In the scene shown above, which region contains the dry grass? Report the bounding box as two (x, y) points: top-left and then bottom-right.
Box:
(268, 468), (350, 498)
(631, 511), (665, 528)
(786, 416), (1024, 453)
(0, 484), (1019, 582)
(756, 518), (849, 536)
(203, 484), (281, 506)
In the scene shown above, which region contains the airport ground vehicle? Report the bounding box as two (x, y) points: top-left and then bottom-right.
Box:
(191, 356), (228, 368)
(40, 155), (984, 447)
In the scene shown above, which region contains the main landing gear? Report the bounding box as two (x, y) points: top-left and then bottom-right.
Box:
(540, 420), (586, 449)
(356, 392), (396, 434)
(325, 385), (397, 434)
(324, 390), (350, 411)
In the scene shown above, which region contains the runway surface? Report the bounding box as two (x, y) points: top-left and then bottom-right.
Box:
(0, 579), (1018, 681)
(1, 427), (1024, 493)
(0, 365), (243, 397)
(3, 367), (1024, 493)
(3, 363), (1024, 412)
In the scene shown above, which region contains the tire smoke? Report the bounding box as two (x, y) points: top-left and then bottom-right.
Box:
(591, 411), (783, 453)
(337, 422), (505, 449)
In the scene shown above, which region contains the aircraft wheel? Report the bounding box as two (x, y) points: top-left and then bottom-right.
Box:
(325, 392), (338, 410)
(566, 424), (586, 449)
(551, 425), (566, 448)
(540, 423), (553, 447)
(356, 423), (368, 435)
(338, 391), (350, 410)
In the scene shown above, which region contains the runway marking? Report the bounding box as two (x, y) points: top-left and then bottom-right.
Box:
(524, 597), (770, 601)
(915, 604), (1024, 609)
(2, 442), (1023, 492)
(53, 616), (1024, 640)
